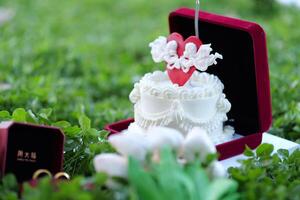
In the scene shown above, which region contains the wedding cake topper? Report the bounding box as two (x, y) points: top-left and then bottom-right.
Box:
(148, 0), (222, 86)
(149, 33), (223, 86)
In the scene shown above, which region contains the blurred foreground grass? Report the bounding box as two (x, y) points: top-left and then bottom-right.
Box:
(0, 0), (299, 144)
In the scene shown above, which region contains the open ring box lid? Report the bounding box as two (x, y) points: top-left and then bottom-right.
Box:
(105, 7), (272, 160)
(0, 121), (65, 182)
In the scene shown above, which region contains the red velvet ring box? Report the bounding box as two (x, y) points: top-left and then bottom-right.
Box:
(105, 7), (272, 160)
(0, 121), (65, 182)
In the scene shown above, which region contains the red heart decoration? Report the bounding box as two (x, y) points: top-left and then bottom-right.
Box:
(166, 32), (202, 86)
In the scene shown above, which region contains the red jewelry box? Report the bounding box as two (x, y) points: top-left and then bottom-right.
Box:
(0, 121), (65, 182)
(105, 7), (272, 160)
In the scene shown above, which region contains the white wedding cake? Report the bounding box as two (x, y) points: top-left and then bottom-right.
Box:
(128, 33), (234, 144)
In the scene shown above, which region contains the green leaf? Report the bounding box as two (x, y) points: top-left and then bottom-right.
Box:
(207, 179), (239, 200)
(94, 173), (108, 185)
(128, 157), (162, 200)
(2, 174), (18, 189)
(12, 108), (27, 122)
(277, 149), (289, 158)
(64, 125), (81, 136)
(78, 114), (91, 132)
(87, 128), (100, 137)
(26, 110), (38, 123)
(256, 143), (274, 157)
(2, 193), (18, 200)
(154, 151), (190, 200)
(228, 167), (248, 182)
(243, 145), (254, 157)
(247, 168), (264, 180)
(39, 108), (53, 118)
(0, 111), (11, 121)
(52, 121), (71, 129)
(203, 153), (219, 166)
(185, 162), (210, 200)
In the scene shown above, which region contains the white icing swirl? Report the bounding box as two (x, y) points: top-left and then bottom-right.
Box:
(129, 83), (140, 103)
(217, 94), (231, 113)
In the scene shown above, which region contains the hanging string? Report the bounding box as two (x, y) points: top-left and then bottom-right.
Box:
(195, 0), (200, 38)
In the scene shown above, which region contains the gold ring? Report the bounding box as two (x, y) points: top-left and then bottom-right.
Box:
(32, 169), (52, 180)
(54, 172), (70, 180)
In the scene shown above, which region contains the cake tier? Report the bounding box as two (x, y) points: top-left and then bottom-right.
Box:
(129, 71), (233, 144)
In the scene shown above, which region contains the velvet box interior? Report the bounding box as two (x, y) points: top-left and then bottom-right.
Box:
(105, 7), (272, 160)
(0, 121), (64, 182)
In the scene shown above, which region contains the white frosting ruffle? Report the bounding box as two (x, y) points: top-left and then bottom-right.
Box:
(149, 36), (223, 73)
(130, 71), (224, 101)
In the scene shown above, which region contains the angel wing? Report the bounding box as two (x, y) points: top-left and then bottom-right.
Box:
(193, 44), (223, 71)
(149, 36), (168, 63)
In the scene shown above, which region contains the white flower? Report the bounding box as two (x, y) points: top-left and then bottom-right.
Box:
(183, 127), (216, 162)
(127, 122), (146, 135)
(147, 126), (184, 152)
(208, 161), (226, 178)
(109, 130), (149, 161)
(93, 153), (127, 178)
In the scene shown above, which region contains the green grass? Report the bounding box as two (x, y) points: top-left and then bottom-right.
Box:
(0, 0), (299, 175)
